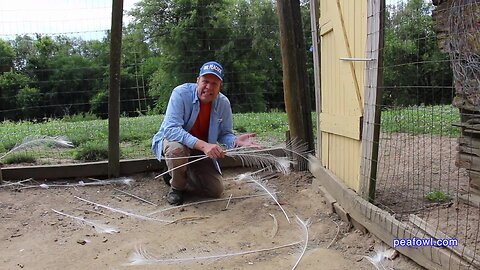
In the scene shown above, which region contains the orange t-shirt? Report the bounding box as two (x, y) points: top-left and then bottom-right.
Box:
(189, 102), (212, 142)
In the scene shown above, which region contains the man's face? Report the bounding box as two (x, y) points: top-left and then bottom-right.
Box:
(196, 74), (222, 104)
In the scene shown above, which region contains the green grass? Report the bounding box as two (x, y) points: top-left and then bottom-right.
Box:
(0, 105), (461, 164)
(381, 105), (460, 136)
(2, 152), (37, 164)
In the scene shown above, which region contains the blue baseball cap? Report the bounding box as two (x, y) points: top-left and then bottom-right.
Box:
(199, 61), (224, 81)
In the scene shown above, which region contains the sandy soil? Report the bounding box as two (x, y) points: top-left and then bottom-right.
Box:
(0, 167), (423, 270)
(375, 133), (480, 257)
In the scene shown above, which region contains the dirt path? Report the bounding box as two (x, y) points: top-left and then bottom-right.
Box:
(0, 168), (421, 269)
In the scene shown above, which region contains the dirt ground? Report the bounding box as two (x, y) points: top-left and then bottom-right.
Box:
(375, 133), (480, 257)
(0, 167), (423, 270)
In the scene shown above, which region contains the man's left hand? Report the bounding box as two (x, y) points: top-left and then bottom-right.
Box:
(235, 133), (260, 148)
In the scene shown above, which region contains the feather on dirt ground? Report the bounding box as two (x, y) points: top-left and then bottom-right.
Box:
(0, 168), (422, 269)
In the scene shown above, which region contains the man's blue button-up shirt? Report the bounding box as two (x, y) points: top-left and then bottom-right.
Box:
(151, 83), (236, 160)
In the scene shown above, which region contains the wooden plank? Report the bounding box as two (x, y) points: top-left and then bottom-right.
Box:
(464, 129), (480, 134)
(452, 122), (480, 131)
(335, 0), (363, 112)
(409, 214), (480, 269)
(320, 112), (362, 140)
(456, 153), (480, 170)
(359, 0), (384, 201)
(1, 155), (256, 181)
(468, 170), (480, 189)
(320, 20), (333, 36)
(317, 185), (337, 213)
(310, 0), (322, 161)
(2, 159), (162, 181)
(458, 137), (480, 149)
(458, 193), (480, 208)
(457, 145), (480, 157)
(309, 155), (472, 270)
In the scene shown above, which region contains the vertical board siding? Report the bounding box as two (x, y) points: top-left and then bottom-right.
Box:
(319, 0), (367, 191)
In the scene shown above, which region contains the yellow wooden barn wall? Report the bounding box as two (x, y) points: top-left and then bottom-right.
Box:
(319, 0), (367, 191)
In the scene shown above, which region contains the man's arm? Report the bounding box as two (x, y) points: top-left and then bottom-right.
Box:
(162, 89), (198, 149)
(194, 139), (225, 159)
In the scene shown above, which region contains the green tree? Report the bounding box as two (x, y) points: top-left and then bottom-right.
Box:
(0, 40), (14, 72)
(218, 0), (279, 112)
(131, 0), (288, 113)
(47, 54), (101, 116)
(16, 86), (42, 119)
(383, 0), (452, 106)
(0, 71), (31, 120)
(131, 0), (232, 113)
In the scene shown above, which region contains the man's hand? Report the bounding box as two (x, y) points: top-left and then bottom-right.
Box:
(195, 140), (225, 159)
(235, 133), (260, 148)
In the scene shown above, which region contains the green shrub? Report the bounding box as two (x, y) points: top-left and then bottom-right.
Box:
(425, 189), (452, 203)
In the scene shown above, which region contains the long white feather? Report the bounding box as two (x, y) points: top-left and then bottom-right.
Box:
(51, 208), (119, 234)
(227, 151), (292, 175)
(154, 156), (209, 179)
(18, 177), (134, 190)
(364, 245), (389, 270)
(226, 146), (295, 172)
(127, 240), (303, 265)
(74, 196), (172, 223)
(0, 136), (74, 160)
(292, 216), (310, 270)
(155, 144), (306, 179)
(146, 192), (275, 217)
(238, 172), (290, 223)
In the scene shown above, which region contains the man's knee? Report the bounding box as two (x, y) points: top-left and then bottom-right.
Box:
(164, 141), (189, 158)
(208, 183), (224, 198)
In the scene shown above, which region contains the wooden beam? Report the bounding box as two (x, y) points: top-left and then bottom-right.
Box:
(108, 0), (124, 178)
(359, 0), (385, 201)
(2, 159), (162, 181)
(309, 155), (472, 270)
(320, 112), (362, 140)
(1, 148), (286, 181)
(276, 0), (315, 155)
(310, 0), (322, 161)
(456, 153), (480, 170)
(409, 214), (480, 269)
(458, 136), (480, 149)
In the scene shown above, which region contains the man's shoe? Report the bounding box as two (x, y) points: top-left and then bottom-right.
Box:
(167, 188), (183, 205)
(163, 173), (172, 186)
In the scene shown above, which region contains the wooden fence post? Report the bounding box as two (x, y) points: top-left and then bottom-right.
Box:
(277, 0), (315, 159)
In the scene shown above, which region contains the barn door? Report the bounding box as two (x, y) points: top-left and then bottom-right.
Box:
(318, 0), (367, 190)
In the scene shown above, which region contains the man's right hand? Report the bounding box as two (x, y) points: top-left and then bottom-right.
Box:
(195, 140), (225, 159)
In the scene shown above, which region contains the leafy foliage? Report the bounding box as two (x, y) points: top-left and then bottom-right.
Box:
(383, 0), (453, 106)
(425, 189), (452, 203)
(0, 39), (14, 68)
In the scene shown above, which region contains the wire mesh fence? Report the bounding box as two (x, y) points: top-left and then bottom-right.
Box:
(372, 0), (480, 267)
(2, 0), (480, 268)
(0, 1), (314, 167)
